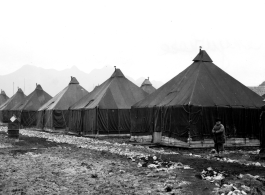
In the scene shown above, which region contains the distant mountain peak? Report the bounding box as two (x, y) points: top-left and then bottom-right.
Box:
(70, 65), (79, 70)
(21, 64), (39, 69)
(0, 64), (164, 97)
(259, 81), (265, 86)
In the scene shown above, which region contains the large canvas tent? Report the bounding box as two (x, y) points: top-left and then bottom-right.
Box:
(0, 88), (26, 123)
(131, 50), (264, 144)
(140, 78), (156, 94)
(11, 84), (52, 127)
(0, 90), (9, 106)
(69, 68), (148, 135)
(36, 77), (88, 130)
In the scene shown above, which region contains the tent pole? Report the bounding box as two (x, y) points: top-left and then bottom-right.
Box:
(117, 109), (118, 135)
(259, 109), (265, 152)
(80, 110), (83, 136)
(188, 105), (192, 146)
(200, 106), (204, 145)
(107, 109), (109, 135)
(96, 107), (98, 135)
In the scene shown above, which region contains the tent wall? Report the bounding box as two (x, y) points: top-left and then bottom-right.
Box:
(11, 110), (21, 118)
(36, 110), (69, 130)
(0, 111), (3, 122)
(259, 108), (265, 148)
(96, 109), (131, 134)
(118, 110), (131, 134)
(35, 110), (52, 129)
(36, 111), (44, 129)
(98, 109), (108, 134)
(131, 106), (261, 141)
(0, 110), (13, 123)
(83, 109), (97, 135)
(21, 111), (38, 127)
(160, 107), (190, 141)
(43, 110), (53, 129)
(69, 110), (83, 134)
(69, 109), (131, 135)
(131, 107), (154, 136)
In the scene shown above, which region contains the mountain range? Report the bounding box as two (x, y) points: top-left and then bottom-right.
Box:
(0, 65), (164, 97)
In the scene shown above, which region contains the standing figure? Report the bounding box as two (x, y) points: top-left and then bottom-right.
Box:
(212, 118), (226, 157)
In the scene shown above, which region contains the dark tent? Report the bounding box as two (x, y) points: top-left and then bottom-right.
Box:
(11, 84), (52, 127)
(131, 50), (264, 143)
(69, 68), (148, 135)
(260, 106), (265, 149)
(141, 78), (156, 94)
(0, 88), (26, 123)
(36, 77), (88, 130)
(0, 90), (9, 106)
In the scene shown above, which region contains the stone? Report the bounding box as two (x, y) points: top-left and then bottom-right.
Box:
(218, 184), (233, 194)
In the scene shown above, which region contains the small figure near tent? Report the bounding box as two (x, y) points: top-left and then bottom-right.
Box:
(10, 114), (20, 123)
(8, 114), (20, 139)
(212, 118), (226, 157)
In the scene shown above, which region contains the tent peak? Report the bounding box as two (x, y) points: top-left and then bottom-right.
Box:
(1, 89), (6, 95)
(69, 76), (79, 84)
(35, 83), (43, 90)
(111, 68), (125, 78)
(193, 49), (213, 62)
(17, 88), (24, 93)
(141, 78), (152, 87)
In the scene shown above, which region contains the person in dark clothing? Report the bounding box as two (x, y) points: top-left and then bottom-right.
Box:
(212, 118), (226, 157)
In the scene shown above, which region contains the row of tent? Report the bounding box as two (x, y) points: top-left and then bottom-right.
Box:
(0, 49), (265, 147)
(0, 69), (155, 133)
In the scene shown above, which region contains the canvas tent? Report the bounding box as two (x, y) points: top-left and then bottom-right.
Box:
(36, 77), (88, 130)
(140, 78), (156, 94)
(131, 50), (264, 144)
(69, 68), (148, 135)
(0, 88), (26, 123)
(11, 84), (52, 127)
(0, 90), (9, 106)
(260, 106), (265, 149)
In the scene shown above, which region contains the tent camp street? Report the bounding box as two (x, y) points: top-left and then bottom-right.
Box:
(1, 130), (265, 194)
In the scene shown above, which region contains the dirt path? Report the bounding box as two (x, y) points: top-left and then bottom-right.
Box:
(1, 130), (265, 194)
(0, 132), (215, 195)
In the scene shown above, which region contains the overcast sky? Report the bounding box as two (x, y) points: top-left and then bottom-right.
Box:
(0, 0), (264, 86)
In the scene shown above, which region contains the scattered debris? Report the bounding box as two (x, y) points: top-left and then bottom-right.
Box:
(164, 185), (173, 192)
(91, 173), (98, 178)
(200, 167), (226, 183)
(214, 173), (265, 195)
(184, 149), (265, 168)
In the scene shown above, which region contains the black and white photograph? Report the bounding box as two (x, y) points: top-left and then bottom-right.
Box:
(0, 0), (265, 194)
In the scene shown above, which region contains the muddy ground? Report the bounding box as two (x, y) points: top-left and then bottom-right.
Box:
(1, 130), (265, 195)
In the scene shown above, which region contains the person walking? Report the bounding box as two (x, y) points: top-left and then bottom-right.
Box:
(212, 118), (226, 157)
